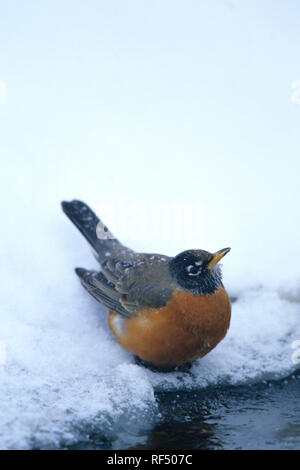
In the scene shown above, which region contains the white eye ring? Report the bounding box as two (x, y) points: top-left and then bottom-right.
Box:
(186, 264), (202, 276)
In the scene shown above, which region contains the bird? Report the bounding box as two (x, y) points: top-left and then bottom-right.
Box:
(61, 200), (231, 369)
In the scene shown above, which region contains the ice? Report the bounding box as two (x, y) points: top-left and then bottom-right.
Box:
(1, 0), (300, 449)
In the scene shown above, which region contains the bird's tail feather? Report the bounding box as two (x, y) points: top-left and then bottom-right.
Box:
(61, 199), (115, 253)
(61, 199), (135, 265)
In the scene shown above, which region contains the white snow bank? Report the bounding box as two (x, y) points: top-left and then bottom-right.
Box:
(0, 219), (158, 449)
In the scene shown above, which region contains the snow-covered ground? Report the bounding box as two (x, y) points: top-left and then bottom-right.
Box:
(0, 1), (300, 449)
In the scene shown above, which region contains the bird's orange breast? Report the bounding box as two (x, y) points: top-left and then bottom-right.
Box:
(108, 288), (231, 367)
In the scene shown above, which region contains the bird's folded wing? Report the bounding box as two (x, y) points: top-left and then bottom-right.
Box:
(75, 268), (132, 317)
(76, 254), (174, 317)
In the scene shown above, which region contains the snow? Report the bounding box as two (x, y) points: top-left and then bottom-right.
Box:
(1, 0), (300, 449)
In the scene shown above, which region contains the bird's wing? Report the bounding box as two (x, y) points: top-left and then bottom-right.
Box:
(75, 268), (132, 317)
(76, 253), (175, 317)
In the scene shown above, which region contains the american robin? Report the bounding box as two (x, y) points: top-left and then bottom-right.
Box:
(61, 200), (231, 368)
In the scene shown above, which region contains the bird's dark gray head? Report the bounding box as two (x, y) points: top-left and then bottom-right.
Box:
(169, 247), (231, 295)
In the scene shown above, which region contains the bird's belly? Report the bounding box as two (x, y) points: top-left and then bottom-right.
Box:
(108, 288), (231, 367)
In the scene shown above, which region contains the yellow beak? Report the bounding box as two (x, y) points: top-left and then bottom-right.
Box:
(207, 247), (231, 270)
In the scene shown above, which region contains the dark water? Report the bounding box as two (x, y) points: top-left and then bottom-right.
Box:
(133, 375), (300, 450)
(65, 371), (300, 450)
